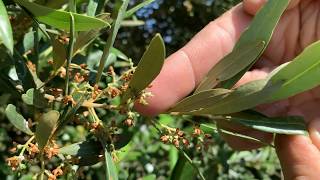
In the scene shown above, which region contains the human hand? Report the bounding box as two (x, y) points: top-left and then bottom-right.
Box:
(136, 0), (320, 179)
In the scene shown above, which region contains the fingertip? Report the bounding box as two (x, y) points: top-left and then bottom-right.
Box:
(308, 119), (320, 150)
(275, 134), (320, 179)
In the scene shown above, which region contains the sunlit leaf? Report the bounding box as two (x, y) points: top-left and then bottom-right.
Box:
(267, 41), (320, 102)
(15, 0), (110, 31)
(35, 110), (60, 150)
(5, 104), (33, 135)
(0, 0), (13, 54)
(122, 34), (165, 103)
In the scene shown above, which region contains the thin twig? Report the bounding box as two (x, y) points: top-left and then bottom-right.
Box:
(95, 0), (130, 84)
(65, 13), (76, 95)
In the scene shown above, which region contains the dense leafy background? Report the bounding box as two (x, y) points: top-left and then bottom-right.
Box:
(0, 0), (283, 179)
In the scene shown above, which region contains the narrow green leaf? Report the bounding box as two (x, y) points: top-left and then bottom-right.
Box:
(15, 0), (110, 31)
(122, 34), (165, 103)
(195, 0), (290, 92)
(104, 148), (118, 180)
(52, 39), (66, 71)
(267, 41), (320, 102)
(0, 0), (13, 54)
(190, 79), (281, 115)
(5, 104), (33, 135)
(125, 0), (155, 18)
(59, 140), (102, 156)
(35, 110), (60, 150)
(223, 111), (307, 135)
(169, 88), (231, 113)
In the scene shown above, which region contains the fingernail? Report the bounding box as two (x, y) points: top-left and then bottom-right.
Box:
(308, 119), (320, 150)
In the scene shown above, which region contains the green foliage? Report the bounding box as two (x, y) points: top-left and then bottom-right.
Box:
(15, 0), (110, 31)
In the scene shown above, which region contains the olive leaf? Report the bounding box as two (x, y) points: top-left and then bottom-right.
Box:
(187, 79), (281, 115)
(35, 110), (60, 150)
(0, 0), (14, 54)
(121, 34), (165, 103)
(5, 104), (33, 135)
(168, 88), (231, 113)
(15, 0), (110, 31)
(221, 111), (307, 135)
(195, 0), (290, 93)
(267, 41), (320, 102)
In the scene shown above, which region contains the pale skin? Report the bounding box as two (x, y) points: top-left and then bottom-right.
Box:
(136, 0), (320, 179)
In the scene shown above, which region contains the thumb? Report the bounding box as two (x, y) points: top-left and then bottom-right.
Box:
(275, 120), (320, 179)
